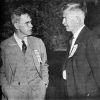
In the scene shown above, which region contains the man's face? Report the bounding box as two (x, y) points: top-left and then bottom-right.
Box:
(18, 14), (33, 37)
(62, 10), (77, 33)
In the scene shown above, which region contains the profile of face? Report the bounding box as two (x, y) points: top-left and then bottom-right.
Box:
(15, 14), (33, 37)
(62, 10), (78, 33)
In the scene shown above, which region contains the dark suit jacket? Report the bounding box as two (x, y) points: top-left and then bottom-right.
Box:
(64, 26), (100, 97)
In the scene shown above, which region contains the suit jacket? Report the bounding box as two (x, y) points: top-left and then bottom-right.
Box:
(64, 26), (100, 97)
(0, 35), (49, 92)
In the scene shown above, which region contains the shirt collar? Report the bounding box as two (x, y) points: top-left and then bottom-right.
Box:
(14, 33), (28, 46)
(73, 25), (85, 39)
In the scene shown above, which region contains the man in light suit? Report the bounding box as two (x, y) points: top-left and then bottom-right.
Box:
(0, 5), (49, 100)
(62, 2), (100, 99)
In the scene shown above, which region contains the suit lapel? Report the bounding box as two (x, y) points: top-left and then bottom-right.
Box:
(28, 37), (41, 74)
(5, 36), (24, 76)
(69, 26), (88, 58)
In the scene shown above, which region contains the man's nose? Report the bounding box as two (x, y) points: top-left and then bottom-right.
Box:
(31, 23), (33, 27)
(29, 23), (33, 28)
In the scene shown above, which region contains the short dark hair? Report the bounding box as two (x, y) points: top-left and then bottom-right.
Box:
(11, 5), (31, 24)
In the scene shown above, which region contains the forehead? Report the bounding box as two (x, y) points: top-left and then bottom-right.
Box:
(20, 14), (31, 23)
(63, 9), (77, 18)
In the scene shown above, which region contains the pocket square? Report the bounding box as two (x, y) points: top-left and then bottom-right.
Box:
(69, 44), (78, 58)
(62, 70), (67, 80)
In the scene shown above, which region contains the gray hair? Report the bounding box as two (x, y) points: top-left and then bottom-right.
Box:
(62, 2), (87, 15)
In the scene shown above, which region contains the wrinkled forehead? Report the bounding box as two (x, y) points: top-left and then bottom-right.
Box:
(20, 14), (31, 23)
(63, 8), (82, 18)
(63, 10), (75, 18)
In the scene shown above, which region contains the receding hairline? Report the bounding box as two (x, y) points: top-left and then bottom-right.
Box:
(11, 13), (30, 24)
(62, 2), (86, 16)
(63, 6), (85, 18)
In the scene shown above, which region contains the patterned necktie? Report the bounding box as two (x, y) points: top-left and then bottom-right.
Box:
(22, 40), (27, 54)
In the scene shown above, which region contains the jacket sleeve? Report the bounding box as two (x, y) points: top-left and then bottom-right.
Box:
(0, 44), (13, 88)
(39, 39), (49, 85)
(86, 37), (100, 88)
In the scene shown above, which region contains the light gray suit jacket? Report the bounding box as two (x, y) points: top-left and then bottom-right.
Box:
(0, 35), (49, 93)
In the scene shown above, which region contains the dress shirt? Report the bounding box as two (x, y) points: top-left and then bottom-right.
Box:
(14, 33), (28, 50)
(69, 25), (85, 54)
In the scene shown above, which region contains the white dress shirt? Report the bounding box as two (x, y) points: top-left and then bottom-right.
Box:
(63, 25), (85, 80)
(14, 33), (28, 50)
(69, 25), (85, 55)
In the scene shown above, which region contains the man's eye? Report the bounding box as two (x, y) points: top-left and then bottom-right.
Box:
(26, 22), (31, 25)
(26, 22), (29, 24)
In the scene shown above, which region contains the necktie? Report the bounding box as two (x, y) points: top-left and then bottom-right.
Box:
(22, 40), (27, 54)
(70, 36), (74, 46)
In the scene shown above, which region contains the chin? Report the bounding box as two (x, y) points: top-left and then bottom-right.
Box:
(28, 31), (32, 35)
(66, 28), (69, 31)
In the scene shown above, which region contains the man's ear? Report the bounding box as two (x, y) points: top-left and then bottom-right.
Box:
(14, 22), (19, 29)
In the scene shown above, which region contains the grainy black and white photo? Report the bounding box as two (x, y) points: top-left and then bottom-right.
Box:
(0, 0), (100, 100)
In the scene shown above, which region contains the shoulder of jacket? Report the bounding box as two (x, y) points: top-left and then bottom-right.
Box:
(28, 36), (42, 42)
(0, 37), (12, 49)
